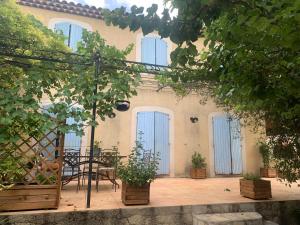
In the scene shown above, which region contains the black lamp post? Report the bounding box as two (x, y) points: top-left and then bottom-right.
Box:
(86, 53), (100, 208)
(86, 53), (130, 208)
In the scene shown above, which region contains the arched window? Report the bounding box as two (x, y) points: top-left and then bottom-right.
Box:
(141, 37), (168, 66)
(54, 22), (83, 51)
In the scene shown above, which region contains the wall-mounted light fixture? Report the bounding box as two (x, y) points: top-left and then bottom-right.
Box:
(190, 117), (198, 123)
(115, 100), (130, 111)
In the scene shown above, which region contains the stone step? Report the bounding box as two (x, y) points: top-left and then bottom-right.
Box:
(263, 221), (279, 225)
(193, 212), (263, 225)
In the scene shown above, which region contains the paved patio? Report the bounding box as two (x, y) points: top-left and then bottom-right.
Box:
(60, 177), (300, 211)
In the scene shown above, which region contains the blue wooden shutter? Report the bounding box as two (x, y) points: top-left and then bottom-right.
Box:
(136, 112), (155, 153)
(230, 118), (242, 174)
(64, 117), (82, 152)
(141, 37), (156, 65)
(213, 115), (232, 174)
(155, 38), (168, 66)
(54, 22), (70, 46)
(154, 112), (170, 175)
(69, 24), (83, 51)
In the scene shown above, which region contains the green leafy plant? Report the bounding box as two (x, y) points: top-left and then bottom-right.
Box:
(0, 149), (25, 191)
(36, 173), (57, 185)
(259, 142), (273, 168)
(243, 173), (261, 181)
(117, 141), (159, 187)
(0, 1), (141, 169)
(191, 152), (206, 169)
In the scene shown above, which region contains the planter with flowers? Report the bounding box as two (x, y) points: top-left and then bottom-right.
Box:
(190, 152), (207, 179)
(118, 141), (158, 205)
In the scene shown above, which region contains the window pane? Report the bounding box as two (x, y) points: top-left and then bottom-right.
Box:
(54, 22), (71, 46)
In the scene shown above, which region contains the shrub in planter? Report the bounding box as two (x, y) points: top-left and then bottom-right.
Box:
(190, 152), (207, 179)
(259, 142), (277, 178)
(240, 173), (272, 200)
(118, 141), (158, 205)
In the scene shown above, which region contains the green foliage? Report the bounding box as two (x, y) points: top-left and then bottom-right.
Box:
(271, 135), (300, 183)
(0, 1), (142, 187)
(258, 142), (272, 168)
(36, 173), (56, 185)
(191, 152), (206, 169)
(103, 0), (300, 183)
(243, 173), (261, 181)
(0, 148), (24, 190)
(117, 141), (159, 187)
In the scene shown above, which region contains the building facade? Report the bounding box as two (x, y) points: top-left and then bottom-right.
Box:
(18, 0), (264, 177)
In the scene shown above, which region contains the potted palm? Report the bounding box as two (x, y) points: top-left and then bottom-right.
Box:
(118, 141), (158, 205)
(259, 142), (277, 178)
(190, 152), (207, 179)
(240, 173), (272, 200)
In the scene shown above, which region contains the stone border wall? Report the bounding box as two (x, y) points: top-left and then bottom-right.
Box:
(0, 200), (299, 225)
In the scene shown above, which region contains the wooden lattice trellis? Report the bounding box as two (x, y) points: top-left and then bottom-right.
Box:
(0, 125), (64, 211)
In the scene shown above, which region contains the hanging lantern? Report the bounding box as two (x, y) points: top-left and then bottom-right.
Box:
(115, 100), (130, 112)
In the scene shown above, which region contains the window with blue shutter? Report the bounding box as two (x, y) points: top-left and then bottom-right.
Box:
(54, 22), (71, 46)
(54, 22), (83, 51)
(69, 24), (83, 50)
(141, 37), (168, 66)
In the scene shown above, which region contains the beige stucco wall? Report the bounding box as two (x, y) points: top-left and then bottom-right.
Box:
(19, 5), (263, 177)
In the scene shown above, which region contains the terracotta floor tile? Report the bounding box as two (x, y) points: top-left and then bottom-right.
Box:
(57, 177), (300, 211)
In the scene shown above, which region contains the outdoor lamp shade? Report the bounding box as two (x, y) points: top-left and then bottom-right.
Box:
(116, 100), (130, 111)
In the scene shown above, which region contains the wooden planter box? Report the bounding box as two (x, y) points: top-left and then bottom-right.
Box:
(121, 182), (150, 205)
(240, 179), (272, 200)
(260, 168), (277, 178)
(190, 168), (206, 179)
(0, 185), (60, 211)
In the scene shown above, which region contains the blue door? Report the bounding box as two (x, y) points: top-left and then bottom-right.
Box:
(213, 115), (242, 175)
(136, 111), (170, 175)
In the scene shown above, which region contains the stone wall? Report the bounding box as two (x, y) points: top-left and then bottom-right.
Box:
(0, 201), (299, 225)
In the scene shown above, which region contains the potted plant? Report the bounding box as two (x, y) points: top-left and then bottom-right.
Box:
(190, 152), (207, 179)
(240, 173), (272, 200)
(118, 141), (158, 205)
(259, 142), (277, 178)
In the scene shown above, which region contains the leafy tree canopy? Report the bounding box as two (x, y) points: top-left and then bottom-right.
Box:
(102, 0), (300, 182)
(0, 0), (141, 147)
